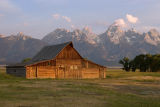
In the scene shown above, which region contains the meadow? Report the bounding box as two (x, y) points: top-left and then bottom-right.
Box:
(0, 67), (160, 107)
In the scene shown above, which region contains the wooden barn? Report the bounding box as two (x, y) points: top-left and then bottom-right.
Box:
(7, 42), (106, 79)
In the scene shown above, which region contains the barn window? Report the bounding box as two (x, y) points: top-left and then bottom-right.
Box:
(70, 65), (73, 70)
(59, 65), (64, 69)
(74, 65), (78, 69)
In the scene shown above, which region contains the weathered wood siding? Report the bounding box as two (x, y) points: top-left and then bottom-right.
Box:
(26, 66), (36, 79)
(54, 45), (83, 79)
(81, 60), (106, 79)
(26, 63), (56, 79)
(82, 68), (99, 78)
(56, 45), (82, 59)
(6, 66), (26, 77)
(26, 44), (106, 79)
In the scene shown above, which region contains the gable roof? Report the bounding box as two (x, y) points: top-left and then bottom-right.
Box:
(31, 41), (73, 63)
(7, 41), (106, 68)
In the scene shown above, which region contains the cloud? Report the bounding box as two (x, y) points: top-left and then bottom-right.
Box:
(114, 19), (127, 27)
(62, 16), (71, 23)
(126, 14), (138, 24)
(0, 0), (20, 12)
(52, 14), (71, 23)
(53, 14), (60, 19)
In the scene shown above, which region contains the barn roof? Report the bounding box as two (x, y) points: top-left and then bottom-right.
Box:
(31, 41), (73, 63)
(7, 41), (106, 68)
(7, 41), (73, 67)
(6, 62), (31, 67)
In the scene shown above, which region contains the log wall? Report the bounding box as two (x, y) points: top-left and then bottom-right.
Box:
(37, 66), (55, 78)
(82, 68), (99, 78)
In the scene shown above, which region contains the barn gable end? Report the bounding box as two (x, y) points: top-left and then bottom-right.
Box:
(56, 43), (82, 59)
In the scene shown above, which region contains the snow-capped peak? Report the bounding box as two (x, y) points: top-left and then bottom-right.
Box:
(54, 28), (70, 33)
(6, 32), (31, 41)
(81, 26), (99, 44)
(106, 24), (124, 44)
(82, 26), (92, 34)
(144, 29), (160, 46)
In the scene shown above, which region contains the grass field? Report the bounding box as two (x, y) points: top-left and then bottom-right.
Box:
(0, 67), (160, 107)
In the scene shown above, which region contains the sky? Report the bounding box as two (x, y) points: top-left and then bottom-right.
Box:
(0, 0), (160, 38)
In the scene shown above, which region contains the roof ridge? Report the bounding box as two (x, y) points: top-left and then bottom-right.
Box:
(47, 41), (72, 47)
(30, 41), (73, 63)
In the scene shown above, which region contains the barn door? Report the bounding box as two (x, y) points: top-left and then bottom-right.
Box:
(99, 68), (104, 79)
(56, 67), (65, 79)
(69, 65), (82, 79)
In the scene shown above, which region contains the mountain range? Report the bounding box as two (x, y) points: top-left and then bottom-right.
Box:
(1, 24), (160, 66)
(0, 32), (47, 64)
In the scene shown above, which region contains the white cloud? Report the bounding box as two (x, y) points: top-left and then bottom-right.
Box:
(52, 14), (72, 23)
(62, 16), (71, 23)
(114, 19), (127, 27)
(53, 14), (60, 19)
(126, 14), (138, 24)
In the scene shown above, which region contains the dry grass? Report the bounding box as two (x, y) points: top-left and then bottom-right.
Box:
(0, 66), (6, 73)
(0, 67), (160, 107)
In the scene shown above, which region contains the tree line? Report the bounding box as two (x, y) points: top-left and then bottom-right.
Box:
(119, 54), (160, 72)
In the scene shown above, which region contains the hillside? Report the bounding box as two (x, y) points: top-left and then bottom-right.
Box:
(0, 32), (47, 64)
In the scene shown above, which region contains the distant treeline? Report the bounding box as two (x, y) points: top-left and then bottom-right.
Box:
(119, 54), (160, 72)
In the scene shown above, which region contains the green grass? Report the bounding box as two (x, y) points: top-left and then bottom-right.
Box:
(0, 67), (160, 107)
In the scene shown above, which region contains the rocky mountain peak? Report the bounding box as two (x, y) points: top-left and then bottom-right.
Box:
(73, 29), (83, 35)
(5, 32), (32, 41)
(122, 29), (143, 44)
(42, 28), (72, 44)
(144, 29), (160, 46)
(106, 24), (124, 44)
(82, 26), (92, 34)
(72, 27), (98, 44)
(17, 32), (24, 36)
(54, 28), (70, 33)
(148, 29), (159, 37)
(16, 32), (32, 40)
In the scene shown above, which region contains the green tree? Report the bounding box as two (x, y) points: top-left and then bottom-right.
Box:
(129, 60), (136, 72)
(134, 54), (148, 72)
(150, 55), (160, 72)
(21, 58), (31, 63)
(119, 57), (130, 72)
(120, 54), (160, 72)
